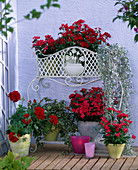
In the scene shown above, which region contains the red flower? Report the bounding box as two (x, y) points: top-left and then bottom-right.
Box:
(33, 36), (40, 39)
(106, 133), (110, 137)
(22, 118), (31, 124)
(115, 132), (121, 137)
(33, 99), (36, 103)
(35, 107), (45, 120)
(49, 115), (58, 126)
(9, 132), (20, 143)
(132, 135), (136, 139)
(24, 113), (30, 118)
(123, 128), (128, 134)
(8, 91), (21, 103)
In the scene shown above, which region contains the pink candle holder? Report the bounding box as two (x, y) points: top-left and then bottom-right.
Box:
(84, 142), (95, 158)
(71, 136), (91, 154)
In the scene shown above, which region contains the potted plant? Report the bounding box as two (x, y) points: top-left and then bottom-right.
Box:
(68, 87), (105, 141)
(100, 107), (136, 158)
(7, 91), (33, 157)
(28, 97), (77, 146)
(32, 19), (111, 76)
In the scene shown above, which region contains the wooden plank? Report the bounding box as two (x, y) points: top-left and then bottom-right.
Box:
(28, 155), (50, 170)
(30, 155), (42, 165)
(129, 156), (138, 170)
(62, 155), (83, 170)
(121, 157), (135, 170)
(36, 154), (58, 169)
(81, 158), (99, 170)
(91, 158), (107, 170)
(101, 158), (116, 170)
(45, 155), (64, 170)
(72, 156), (89, 170)
(53, 155), (74, 170)
(110, 158), (126, 170)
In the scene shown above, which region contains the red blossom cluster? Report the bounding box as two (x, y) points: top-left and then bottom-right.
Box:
(49, 115), (58, 126)
(100, 107), (136, 144)
(35, 107), (45, 120)
(9, 132), (20, 143)
(22, 113), (31, 124)
(32, 19), (111, 58)
(69, 87), (105, 121)
(8, 91), (21, 103)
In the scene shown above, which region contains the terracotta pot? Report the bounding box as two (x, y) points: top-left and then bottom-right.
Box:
(107, 143), (126, 159)
(78, 121), (101, 142)
(44, 128), (60, 141)
(8, 134), (31, 157)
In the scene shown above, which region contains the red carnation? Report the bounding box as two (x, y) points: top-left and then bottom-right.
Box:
(9, 132), (20, 143)
(8, 91), (21, 103)
(49, 115), (58, 126)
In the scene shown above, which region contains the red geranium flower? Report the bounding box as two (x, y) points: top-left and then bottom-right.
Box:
(24, 113), (30, 118)
(22, 118), (31, 124)
(35, 107), (45, 120)
(49, 115), (58, 126)
(8, 91), (21, 103)
(9, 132), (20, 143)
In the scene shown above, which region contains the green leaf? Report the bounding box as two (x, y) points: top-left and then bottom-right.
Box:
(6, 17), (13, 24)
(52, 0), (58, 1)
(40, 4), (46, 10)
(7, 26), (14, 33)
(114, 1), (121, 6)
(5, 3), (11, 10)
(52, 4), (60, 8)
(8, 150), (14, 163)
(30, 9), (42, 19)
(24, 14), (31, 20)
(0, 0), (6, 2)
(134, 34), (138, 43)
(47, 0), (52, 8)
(1, 31), (7, 37)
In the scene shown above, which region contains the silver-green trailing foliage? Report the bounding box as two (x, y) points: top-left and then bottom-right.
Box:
(98, 43), (136, 156)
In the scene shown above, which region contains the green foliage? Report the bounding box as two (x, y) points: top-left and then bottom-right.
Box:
(6, 104), (33, 136)
(28, 97), (77, 147)
(0, 150), (35, 170)
(113, 0), (138, 42)
(0, 0), (60, 37)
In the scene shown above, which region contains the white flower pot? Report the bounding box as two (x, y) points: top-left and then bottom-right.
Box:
(8, 134), (31, 157)
(64, 63), (84, 76)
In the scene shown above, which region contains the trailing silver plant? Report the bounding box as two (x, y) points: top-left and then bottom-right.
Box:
(98, 43), (136, 156)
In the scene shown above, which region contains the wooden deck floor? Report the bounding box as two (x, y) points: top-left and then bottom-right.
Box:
(28, 144), (138, 170)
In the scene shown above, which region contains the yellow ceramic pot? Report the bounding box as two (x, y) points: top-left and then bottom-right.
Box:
(107, 143), (125, 159)
(8, 134), (31, 157)
(44, 128), (60, 141)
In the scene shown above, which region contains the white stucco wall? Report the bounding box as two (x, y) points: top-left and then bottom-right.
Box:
(14, 0), (138, 145)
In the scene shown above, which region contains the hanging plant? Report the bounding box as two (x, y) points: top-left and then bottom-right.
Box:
(98, 43), (136, 156)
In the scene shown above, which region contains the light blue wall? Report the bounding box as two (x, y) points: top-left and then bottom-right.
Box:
(14, 0), (138, 145)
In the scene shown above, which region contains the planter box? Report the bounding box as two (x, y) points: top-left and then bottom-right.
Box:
(34, 46), (100, 77)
